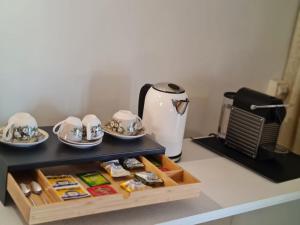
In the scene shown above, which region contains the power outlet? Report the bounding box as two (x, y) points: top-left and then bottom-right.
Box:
(266, 79), (289, 100)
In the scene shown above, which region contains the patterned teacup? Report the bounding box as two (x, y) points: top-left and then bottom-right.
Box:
(2, 112), (39, 141)
(109, 110), (143, 136)
(53, 116), (82, 142)
(82, 114), (103, 141)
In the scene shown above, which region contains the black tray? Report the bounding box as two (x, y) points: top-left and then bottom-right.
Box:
(193, 136), (300, 183)
(0, 126), (165, 204)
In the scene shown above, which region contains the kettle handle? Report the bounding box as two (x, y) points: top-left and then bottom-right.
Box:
(138, 84), (152, 118)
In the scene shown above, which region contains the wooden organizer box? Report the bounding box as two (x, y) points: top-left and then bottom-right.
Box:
(7, 155), (201, 225)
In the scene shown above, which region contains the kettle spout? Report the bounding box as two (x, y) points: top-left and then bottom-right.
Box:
(172, 98), (190, 115)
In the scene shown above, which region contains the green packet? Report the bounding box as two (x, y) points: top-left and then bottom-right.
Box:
(77, 171), (110, 187)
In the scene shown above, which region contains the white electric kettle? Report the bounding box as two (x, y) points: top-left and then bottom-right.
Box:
(139, 83), (189, 162)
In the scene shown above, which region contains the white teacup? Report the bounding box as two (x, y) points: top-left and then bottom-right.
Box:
(110, 110), (143, 136)
(82, 114), (103, 141)
(53, 116), (83, 142)
(2, 112), (38, 141)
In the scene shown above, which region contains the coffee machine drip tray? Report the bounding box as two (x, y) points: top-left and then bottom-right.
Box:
(193, 136), (300, 183)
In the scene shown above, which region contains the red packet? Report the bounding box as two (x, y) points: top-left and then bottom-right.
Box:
(87, 185), (117, 197)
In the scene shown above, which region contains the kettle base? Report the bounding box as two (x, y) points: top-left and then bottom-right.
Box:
(168, 153), (182, 162)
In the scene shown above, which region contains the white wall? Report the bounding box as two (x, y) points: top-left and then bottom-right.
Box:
(0, 0), (298, 136)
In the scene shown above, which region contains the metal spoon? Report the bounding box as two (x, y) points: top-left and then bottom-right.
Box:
(20, 183), (36, 206)
(30, 181), (48, 204)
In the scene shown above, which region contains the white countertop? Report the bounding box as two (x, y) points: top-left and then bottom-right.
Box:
(1, 139), (300, 225)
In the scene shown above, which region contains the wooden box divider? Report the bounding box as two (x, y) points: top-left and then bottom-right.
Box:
(35, 169), (62, 203)
(167, 169), (199, 185)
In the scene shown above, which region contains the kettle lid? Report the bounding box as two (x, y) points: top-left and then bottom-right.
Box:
(153, 82), (185, 94)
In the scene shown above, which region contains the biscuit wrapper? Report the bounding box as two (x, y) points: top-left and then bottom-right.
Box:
(120, 179), (147, 192)
(134, 171), (164, 187)
(101, 160), (130, 178)
(122, 158), (144, 170)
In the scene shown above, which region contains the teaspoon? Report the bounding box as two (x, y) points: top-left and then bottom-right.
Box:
(20, 183), (36, 206)
(30, 181), (48, 204)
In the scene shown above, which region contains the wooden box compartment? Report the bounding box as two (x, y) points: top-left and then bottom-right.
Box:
(7, 155), (201, 225)
(146, 155), (184, 177)
(167, 170), (199, 185)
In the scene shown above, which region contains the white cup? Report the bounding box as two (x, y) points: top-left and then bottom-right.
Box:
(82, 114), (103, 141)
(53, 116), (83, 142)
(2, 112), (38, 141)
(110, 110), (143, 136)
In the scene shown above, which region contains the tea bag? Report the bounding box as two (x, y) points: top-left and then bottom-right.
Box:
(122, 158), (144, 170)
(55, 186), (90, 201)
(87, 185), (117, 197)
(77, 171), (110, 187)
(120, 179), (147, 192)
(46, 175), (79, 189)
(134, 171), (164, 187)
(101, 160), (130, 178)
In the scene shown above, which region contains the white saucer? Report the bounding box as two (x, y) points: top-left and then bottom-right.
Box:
(58, 137), (102, 149)
(103, 126), (146, 140)
(0, 128), (49, 148)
